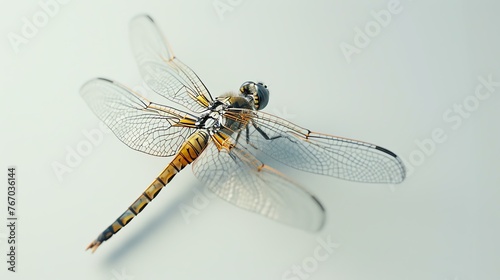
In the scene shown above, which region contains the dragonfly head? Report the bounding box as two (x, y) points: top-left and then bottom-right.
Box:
(240, 81), (269, 110)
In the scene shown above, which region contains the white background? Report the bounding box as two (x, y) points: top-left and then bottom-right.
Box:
(1, 0), (499, 279)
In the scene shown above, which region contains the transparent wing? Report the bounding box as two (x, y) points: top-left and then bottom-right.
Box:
(129, 15), (213, 113)
(226, 109), (406, 184)
(80, 78), (197, 157)
(192, 140), (326, 231)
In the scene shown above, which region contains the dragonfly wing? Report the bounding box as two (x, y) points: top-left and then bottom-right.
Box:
(226, 109), (406, 184)
(80, 78), (197, 157)
(192, 140), (326, 231)
(129, 15), (213, 113)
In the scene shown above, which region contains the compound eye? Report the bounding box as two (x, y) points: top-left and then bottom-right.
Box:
(240, 81), (257, 96)
(254, 82), (269, 110)
(240, 81), (269, 110)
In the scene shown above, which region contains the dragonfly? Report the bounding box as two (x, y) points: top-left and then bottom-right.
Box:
(81, 15), (406, 253)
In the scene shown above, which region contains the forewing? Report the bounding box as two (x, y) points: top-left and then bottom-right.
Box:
(228, 109), (406, 184)
(192, 140), (325, 231)
(129, 15), (213, 113)
(80, 78), (197, 157)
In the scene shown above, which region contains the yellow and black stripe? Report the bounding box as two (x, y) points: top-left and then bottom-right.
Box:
(86, 131), (209, 252)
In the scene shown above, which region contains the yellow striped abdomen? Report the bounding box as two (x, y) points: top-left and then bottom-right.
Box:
(86, 131), (209, 252)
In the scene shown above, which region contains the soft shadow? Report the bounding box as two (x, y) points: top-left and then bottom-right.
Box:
(102, 179), (202, 265)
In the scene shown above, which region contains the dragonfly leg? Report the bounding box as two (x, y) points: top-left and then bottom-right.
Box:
(243, 121), (283, 150)
(243, 126), (258, 149)
(251, 121), (282, 141)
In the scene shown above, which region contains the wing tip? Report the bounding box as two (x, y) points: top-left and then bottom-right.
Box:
(375, 145), (397, 158)
(131, 14), (155, 24)
(374, 145), (407, 183)
(311, 195), (327, 232)
(145, 14), (155, 23)
(96, 77), (114, 83)
(80, 77), (114, 95)
(394, 155), (407, 183)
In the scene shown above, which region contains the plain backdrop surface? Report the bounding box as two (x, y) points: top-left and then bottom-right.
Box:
(1, 0), (499, 279)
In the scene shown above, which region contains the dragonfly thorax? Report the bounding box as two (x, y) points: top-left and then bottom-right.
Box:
(196, 103), (225, 131)
(202, 111), (223, 129)
(195, 95), (255, 135)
